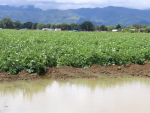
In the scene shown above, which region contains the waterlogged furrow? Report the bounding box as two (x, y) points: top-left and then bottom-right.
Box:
(0, 30), (150, 74)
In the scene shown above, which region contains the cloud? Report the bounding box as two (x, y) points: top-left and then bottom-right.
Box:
(0, 0), (150, 10)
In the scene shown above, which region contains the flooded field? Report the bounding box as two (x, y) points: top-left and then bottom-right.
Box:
(1, 78), (150, 113)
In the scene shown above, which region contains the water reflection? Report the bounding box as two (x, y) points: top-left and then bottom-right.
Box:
(1, 78), (150, 98)
(70, 77), (150, 90)
(0, 78), (150, 113)
(0, 80), (53, 99)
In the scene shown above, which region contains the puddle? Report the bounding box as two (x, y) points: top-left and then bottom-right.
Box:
(0, 78), (150, 113)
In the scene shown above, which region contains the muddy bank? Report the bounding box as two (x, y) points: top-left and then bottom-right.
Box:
(43, 62), (150, 80)
(1, 62), (150, 82)
(0, 71), (41, 82)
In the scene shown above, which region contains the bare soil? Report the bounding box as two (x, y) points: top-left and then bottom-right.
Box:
(1, 62), (150, 82)
(0, 71), (41, 82)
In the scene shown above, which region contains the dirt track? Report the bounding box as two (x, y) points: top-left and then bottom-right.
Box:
(1, 62), (150, 82)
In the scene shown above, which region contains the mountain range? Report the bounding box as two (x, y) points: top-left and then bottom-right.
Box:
(0, 5), (150, 26)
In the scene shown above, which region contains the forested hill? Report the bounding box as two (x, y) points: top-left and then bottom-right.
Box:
(0, 5), (150, 26)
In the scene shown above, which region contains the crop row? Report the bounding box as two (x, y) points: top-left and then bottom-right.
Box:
(0, 30), (150, 74)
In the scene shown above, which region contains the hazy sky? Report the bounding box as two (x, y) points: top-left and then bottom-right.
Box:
(0, 0), (150, 10)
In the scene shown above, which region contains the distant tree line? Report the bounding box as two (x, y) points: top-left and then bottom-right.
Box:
(94, 23), (150, 33)
(0, 17), (95, 31)
(0, 17), (150, 32)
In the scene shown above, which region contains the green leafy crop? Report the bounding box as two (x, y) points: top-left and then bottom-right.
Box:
(0, 30), (150, 75)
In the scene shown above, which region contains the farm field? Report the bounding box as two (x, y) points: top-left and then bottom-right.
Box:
(0, 29), (150, 77)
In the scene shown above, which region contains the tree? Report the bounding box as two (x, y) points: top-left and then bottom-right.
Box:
(140, 28), (145, 33)
(121, 25), (135, 32)
(61, 23), (69, 30)
(79, 21), (94, 31)
(100, 25), (107, 31)
(56, 24), (62, 28)
(68, 24), (71, 30)
(32, 23), (38, 29)
(46, 23), (51, 28)
(37, 23), (46, 30)
(2, 18), (13, 28)
(94, 25), (100, 30)
(133, 23), (142, 29)
(125, 25), (133, 29)
(23, 22), (33, 29)
(20, 23), (24, 29)
(0, 20), (3, 28)
(145, 27), (150, 33)
(116, 24), (121, 29)
(14, 20), (21, 28)
(118, 28), (122, 32)
(142, 25), (147, 28)
(51, 24), (56, 29)
(107, 25), (116, 31)
(70, 23), (78, 30)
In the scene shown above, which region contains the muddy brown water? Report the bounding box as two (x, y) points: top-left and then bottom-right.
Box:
(1, 78), (150, 113)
